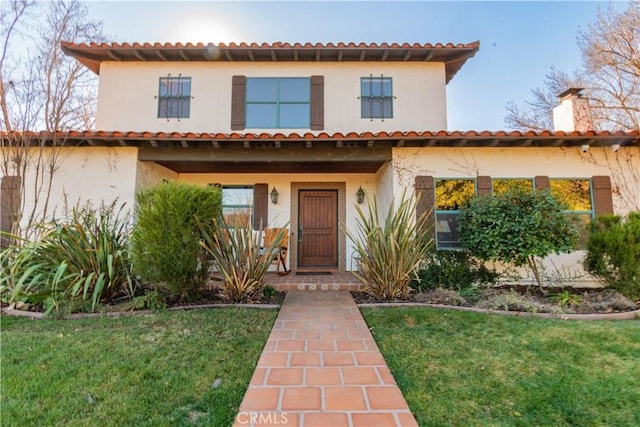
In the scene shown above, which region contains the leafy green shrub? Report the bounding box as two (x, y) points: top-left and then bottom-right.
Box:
(413, 250), (499, 292)
(346, 193), (432, 301)
(458, 189), (578, 289)
(0, 201), (135, 314)
(584, 212), (640, 300)
(131, 181), (221, 301)
(200, 220), (288, 303)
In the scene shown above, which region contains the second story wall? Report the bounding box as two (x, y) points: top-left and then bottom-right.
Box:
(95, 61), (448, 133)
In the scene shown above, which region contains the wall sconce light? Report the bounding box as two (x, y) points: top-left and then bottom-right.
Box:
(581, 144), (589, 153)
(612, 143), (620, 153)
(270, 187), (279, 204)
(356, 186), (365, 204)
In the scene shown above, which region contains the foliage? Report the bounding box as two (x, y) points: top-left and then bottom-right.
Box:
(550, 290), (582, 309)
(458, 190), (579, 289)
(584, 212), (640, 300)
(435, 179), (475, 210)
(413, 250), (499, 292)
(0, 201), (135, 314)
(362, 306), (640, 426)
(200, 219), (287, 303)
(347, 192), (432, 301)
(131, 181), (222, 302)
(1, 308), (277, 426)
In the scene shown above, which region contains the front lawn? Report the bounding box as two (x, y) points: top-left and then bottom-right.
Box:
(361, 307), (640, 427)
(0, 308), (277, 426)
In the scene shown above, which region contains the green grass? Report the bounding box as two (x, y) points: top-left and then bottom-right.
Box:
(361, 307), (640, 427)
(0, 308), (277, 427)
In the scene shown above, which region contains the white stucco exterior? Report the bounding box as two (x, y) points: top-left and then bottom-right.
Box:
(95, 61), (448, 133)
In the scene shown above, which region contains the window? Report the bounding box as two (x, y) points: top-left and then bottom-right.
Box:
(360, 76), (393, 119)
(435, 179), (476, 249)
(550, 178), (594, 246)
(246, 78), (310, 128)
(158, 76), (191, 119)
(221, 186), (253, 227)
(492, 178), (534, 195)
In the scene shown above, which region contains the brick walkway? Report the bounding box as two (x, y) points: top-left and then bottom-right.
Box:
(233, 290), (418, 427)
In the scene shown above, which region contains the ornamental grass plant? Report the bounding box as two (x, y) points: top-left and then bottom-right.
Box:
(347, 193), (432, 301)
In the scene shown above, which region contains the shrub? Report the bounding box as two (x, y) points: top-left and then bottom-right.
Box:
(413, 250), (499, 292)
(131, 181), (222, 301)
(584, 212), (640, 300)
(200, 220), (288, 303)
(0, 201), (135, 314)
(346, 192), (432, 301)
(458, 189), (579, 289)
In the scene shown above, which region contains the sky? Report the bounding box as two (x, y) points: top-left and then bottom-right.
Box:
(84, 0), (618, 131)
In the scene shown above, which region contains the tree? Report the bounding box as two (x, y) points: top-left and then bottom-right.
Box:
(458, 190), (579, 290)
(0, 0), (104, 244)
(506, 2), (639, 131)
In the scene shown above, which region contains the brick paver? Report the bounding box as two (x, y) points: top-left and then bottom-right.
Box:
(233, 290), (418, 427)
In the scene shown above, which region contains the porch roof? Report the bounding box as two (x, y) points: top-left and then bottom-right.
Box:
(60, 41), (480, 83)
(3, 129), (637, 174)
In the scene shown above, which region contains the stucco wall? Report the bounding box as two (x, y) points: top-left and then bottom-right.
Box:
(0, 147), (139, 234)
(390, 145), (640, 285)
(95, 61), (447, 134)
(135, 160), (178, 191)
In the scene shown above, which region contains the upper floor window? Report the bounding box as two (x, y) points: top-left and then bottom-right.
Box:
(246, 78), (310, 128)
(435, 178), (476, 249)
(158, 76), (191, 119)
(360, 76), (393, 119)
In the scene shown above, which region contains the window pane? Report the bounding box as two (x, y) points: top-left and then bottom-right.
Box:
(435, 212), (463, 249)
(177, 99), (190, 118)
(550, 179), (592, 210)
(279, 104), (310, 128)
(279, 78), (310, 102)
(571, 213), (593, 249)
(222, 187), (253, 205)
(159, 77), (191, 97)
(222, 207), (251, 227)
(247, 78), (278, 102)
(361, 99), (393, 118)
(436, 179), (475, 210)
(246, 104), (277, 128)
(361, 77), (392, 97)
(493, 179), (534, 195)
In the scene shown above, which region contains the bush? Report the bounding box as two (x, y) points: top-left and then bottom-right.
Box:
(458, 189), (578, 289)
(346, 192), (432, 301)
(200, 220), (288, 303)
(131, 181), (222, 301)
(0, 201), (135, 314)
(584, 212), (640, 300)
(413, 250), (499, 292)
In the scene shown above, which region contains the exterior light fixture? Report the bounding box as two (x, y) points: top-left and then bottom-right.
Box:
(356, 187), (365, 204)
(612, 144), (620, 153)
(270, 187), (279, 204)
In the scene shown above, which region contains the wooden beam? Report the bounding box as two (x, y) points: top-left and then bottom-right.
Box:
(247, 50), (255, 61)
(422, 139), (436, 147)
(293, 50), (299, 61)
(149, 140), (158, 148)
(87, 139), (96, 146)
(381, 50), (389, 61)
(271, 50), (277, 61)
(403, 50), (412, 61)
(306, 141), (312, 149)
(488, 139), (500, 147)
(396, 140), (405, 147)
(180, 140), (189, 149)
(274, 140), (281, 149)
(179, 50), (189, 61)
(118, 139), (128, 146)
(423, 50), (434, 61)
(337, 50), (343, 61)
(359, 50), (366, 61)
(316, 50), (321, 61)
(224, 49), (234, 61)
(243, 141), (251, 149)
(336, 140), (343, 149)
(157, 50), (168, 61)
(107, 50), (122, 61)
(367, 140), (374, 148)
(133, 50), (146, 61)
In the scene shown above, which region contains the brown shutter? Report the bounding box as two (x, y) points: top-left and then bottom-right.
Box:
(534, 176), (550, 192)
(253, 183), (269, 230)
(415, 176), (435, 241)
(592, 176), (614, 216)
(477, 176), (492, 196)
(310, 75), (324, 130)
(231, 75), (246, 130)
(1, 176), (21, 248)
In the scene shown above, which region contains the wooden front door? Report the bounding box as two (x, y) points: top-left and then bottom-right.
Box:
(298, 190), (338, 267)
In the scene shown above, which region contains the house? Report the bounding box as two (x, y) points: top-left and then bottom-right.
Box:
(1, 41), (638, 286)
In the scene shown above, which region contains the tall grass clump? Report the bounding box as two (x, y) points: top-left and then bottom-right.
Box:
(0, 201), (135, 314)
(200, 220), (288, 302)
(347, 193), (432, 301)
(131, 181), (221, 301)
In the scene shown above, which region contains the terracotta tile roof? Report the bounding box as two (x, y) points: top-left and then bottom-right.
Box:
(4, 129), (638, 148)
(60, 41), (480, 83)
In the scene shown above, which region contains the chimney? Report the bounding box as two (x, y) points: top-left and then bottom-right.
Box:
(553, 88), (593, 132)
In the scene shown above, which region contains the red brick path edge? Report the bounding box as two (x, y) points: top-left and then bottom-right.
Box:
(232, 290), (418, 427)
